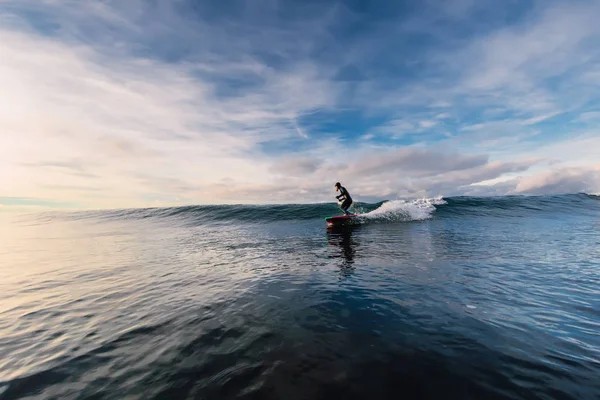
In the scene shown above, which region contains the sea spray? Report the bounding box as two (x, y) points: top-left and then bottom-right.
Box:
(359, 197), (447, 222)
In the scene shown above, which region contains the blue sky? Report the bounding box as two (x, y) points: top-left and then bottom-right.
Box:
(1, 0), (600, 210)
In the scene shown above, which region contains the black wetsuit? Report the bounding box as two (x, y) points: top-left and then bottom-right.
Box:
(336, 186), (353, 213)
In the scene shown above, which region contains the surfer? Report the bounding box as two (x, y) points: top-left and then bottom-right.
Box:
(335, 182), (353, 215)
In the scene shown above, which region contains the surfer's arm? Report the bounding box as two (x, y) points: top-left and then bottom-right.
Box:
(336, 187), (348, 200)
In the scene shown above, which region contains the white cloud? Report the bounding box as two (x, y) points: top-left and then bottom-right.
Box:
(270, 156), (322, 176)
(353, 1), (600, 138)
(419, 120), (437, 129)
(349, 148), (489, 178)
(2, 0), (600, 209)
(577, 111), (600, 122)
(521, 112), (560, 125)
(514, 166), (600, 195)
(293, 119), (309, 139)
(360, 134), (375, 141)
(457, 2), (600, 92)
(0, 2), (340, 208)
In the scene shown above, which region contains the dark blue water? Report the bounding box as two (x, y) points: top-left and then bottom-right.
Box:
(1, 194), (599, 399)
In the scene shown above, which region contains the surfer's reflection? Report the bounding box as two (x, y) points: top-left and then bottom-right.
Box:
(326, 226), (358, 277)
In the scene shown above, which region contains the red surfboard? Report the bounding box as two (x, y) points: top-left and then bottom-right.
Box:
(325, 214), (357, 226)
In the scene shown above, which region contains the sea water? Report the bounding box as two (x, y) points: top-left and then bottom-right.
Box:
(1, 194), (599, 399)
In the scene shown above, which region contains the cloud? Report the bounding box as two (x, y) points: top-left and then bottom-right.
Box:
(430, 160), (530, 190)
(373, 119), (416, 138)
(0, 196), (79, 209)
(0, 1), (340, 207)
(2, 0), (600, 209)
(455, 2), (600, 92)
(577, 111), (600, 122)
(293, 119), (309, 139)
(435, 112), (452, 120)
(514, 166), (600, 195)
(458, 164), (600, 197)
(350, 148), (489, 178)
(270, 156), (322, 176)
(257, 147), (536, 201)
(41, 185), (103, 192)
(521, 112), (560, 125)
(369, 116), (442, 141)
(419, 120), (437, 129)
(20, 160), (99, 179)
(353, 1), (600, 137)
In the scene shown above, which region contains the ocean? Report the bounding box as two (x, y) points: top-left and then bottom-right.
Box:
(1, 194), (599, 399)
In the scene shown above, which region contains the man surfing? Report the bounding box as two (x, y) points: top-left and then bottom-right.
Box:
(335, 182), (353, 215)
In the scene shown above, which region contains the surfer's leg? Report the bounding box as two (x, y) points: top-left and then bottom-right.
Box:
(346, 200), (354, 215)
(341, 199), (352, 215)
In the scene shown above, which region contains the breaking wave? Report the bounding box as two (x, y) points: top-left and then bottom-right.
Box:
(358, 197), (447, 222)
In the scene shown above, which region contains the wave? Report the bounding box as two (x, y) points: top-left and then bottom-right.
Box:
(436, 193), (599, 217)
(36, 193), (599, 226)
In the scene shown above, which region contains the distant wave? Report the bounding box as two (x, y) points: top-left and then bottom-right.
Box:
(36, 193), (600, 226)
(436, 193), (599, 217)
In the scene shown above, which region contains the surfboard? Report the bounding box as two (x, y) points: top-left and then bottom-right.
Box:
(325, 214), (357, 226)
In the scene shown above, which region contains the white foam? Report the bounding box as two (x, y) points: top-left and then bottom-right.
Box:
(358, 196), (446, 222)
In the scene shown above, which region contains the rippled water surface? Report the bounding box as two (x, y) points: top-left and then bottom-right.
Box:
(1, 195), (599, 399)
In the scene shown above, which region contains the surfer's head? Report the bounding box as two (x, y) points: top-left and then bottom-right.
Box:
(335, 182), (341, 190)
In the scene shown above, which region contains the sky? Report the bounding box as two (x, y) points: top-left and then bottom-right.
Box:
(1, 0), (600, 210)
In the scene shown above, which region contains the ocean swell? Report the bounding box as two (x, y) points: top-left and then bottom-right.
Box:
(30, 193), (600, 226)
